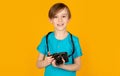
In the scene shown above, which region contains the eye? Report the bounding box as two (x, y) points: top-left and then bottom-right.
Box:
(62, 16), (66, 18)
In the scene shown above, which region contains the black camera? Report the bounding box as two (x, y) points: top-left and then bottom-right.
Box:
(49, 52), (68, 65)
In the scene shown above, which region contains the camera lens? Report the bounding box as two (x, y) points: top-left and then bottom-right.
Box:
(55, 56), (63, 65)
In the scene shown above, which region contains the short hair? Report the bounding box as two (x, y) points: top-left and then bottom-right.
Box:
(48, 3), (71, 19)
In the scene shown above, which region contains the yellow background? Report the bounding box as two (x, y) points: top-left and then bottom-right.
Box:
(0, 0), (120, 76)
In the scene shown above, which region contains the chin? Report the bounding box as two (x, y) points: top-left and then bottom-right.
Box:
(56, 28), (65, 31)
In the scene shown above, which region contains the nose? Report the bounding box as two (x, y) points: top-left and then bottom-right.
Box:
(58, 17), (62, 22)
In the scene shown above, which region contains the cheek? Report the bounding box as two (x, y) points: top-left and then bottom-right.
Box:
(52, 21), (58, 26)
(50, 19), (56, 24)
(64, 17), (69, 21)
(52, 20), (57, 24)
(64, 19), (69, 23)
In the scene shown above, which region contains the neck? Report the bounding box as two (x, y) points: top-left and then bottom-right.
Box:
(54, 30), (68, 40)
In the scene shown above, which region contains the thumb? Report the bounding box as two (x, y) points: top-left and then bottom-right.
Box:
(62, 57), (65, 63)
(48, 52), (51, 56)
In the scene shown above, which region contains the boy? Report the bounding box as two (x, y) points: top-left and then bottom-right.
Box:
(36, 3), (82, 76)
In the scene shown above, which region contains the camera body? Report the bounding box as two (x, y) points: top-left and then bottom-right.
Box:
(49, 52), (68, 65)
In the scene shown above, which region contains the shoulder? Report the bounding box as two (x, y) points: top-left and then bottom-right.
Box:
(46, 32), (54, 39)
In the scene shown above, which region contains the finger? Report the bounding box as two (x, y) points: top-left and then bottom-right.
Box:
(47, 59), (52, 63)
(52, 60), (55, 64)
(48, 52), (51, 56)
(51, 58), (54, 61)
(48, 52), (51, 55)
(62, 58), (65, 63)
(52, 60), (57, 67)
(48, 56), (52, 58)
(48, 57), (54, 62)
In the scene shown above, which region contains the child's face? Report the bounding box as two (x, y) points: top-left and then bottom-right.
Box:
(50, 8), (70, 31)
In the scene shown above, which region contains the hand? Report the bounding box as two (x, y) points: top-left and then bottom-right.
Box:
(51, 60), (57, 67)
(44, 52), (54, 66)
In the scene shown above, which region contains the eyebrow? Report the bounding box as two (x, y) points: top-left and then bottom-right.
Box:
(58, 13), (68, 16)
(62, 14), (67, 15)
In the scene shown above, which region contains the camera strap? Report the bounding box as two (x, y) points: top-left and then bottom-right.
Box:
(46, 32), (53, 54)
(45, 32), (75, 62)
(68, 33), (75, 57)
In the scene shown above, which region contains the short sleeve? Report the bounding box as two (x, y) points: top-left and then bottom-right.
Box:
(73, 37), (83, 59)
(37, 36), (47, 55)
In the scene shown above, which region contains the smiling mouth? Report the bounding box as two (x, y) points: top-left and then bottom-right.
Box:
(57, 23), (64, 26)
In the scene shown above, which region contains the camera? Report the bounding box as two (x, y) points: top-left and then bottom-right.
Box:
(49, 52), (68, 65)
